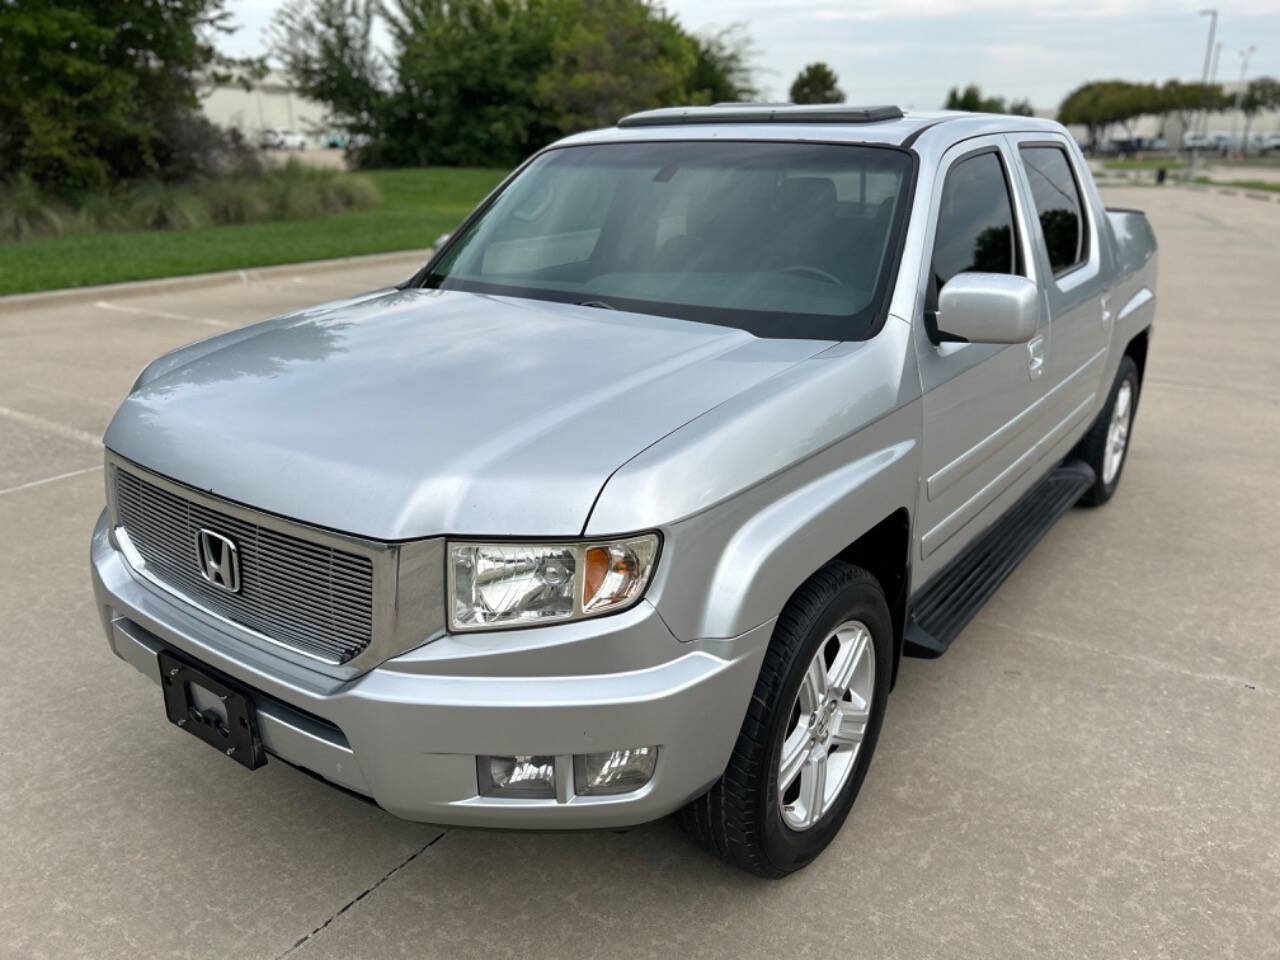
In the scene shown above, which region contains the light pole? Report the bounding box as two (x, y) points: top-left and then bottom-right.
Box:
(1231, 46), (1256, 153)
(1204, 41), (1223, 138)
(1192, 8), (1217, 173)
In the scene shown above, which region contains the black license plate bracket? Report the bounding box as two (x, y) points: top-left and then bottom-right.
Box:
(158, 649), (266, 770)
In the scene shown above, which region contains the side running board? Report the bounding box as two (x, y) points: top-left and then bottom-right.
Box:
(904, 460), (1096, 658)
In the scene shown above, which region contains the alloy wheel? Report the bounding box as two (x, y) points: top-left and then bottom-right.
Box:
(1103, 379), (1133, 486)
(777, 619), (876, 831)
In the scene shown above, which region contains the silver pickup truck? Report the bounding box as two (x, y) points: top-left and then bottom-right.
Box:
(91, 105), (1157, 877)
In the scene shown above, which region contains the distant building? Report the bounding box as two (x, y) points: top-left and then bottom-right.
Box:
(200, 71), (329, 143)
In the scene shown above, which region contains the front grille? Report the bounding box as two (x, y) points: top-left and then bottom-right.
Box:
(113, 467), (375, 664)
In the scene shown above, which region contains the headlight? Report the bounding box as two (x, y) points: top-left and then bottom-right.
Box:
(447, 534), (659, 631)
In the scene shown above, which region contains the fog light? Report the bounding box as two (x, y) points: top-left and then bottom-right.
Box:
(574, 746), (658, 796)
(477, 755), (556, 799)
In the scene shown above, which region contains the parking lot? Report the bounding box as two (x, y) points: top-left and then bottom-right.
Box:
(1, 185), (1277, 959)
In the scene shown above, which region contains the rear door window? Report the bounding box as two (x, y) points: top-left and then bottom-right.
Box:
(1018, 145), (1087, 274)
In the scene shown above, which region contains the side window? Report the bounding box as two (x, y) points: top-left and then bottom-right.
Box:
(930, 151), (1019, 300)
(1018, 145), (1086, 274)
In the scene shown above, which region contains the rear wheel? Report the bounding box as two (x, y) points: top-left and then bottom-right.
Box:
(679, 561), (892, 877)
(1075, 355), (1140, 507)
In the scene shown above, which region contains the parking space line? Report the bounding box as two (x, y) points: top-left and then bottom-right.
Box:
(93, 300), (233, 328)
(0, 404), (102, 447)
(0, 464), (103, 498)
(275, 829), (449, 959)
(25, 382), (119, 411)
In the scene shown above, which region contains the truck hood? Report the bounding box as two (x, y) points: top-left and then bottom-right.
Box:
(105, 289), (828, 539)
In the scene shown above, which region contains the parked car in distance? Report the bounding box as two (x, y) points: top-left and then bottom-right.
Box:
(1106, 135), (1169, 156)
(258, 128), (307, 151)
(1181, 132), (1214, 150)
(1185, 130), (1275, 154)
(91, 105), (1157, 877)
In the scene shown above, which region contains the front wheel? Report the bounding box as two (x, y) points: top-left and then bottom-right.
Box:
(679, 562), (892, 877)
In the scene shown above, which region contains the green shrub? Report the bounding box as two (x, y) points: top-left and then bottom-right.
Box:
(76, 191), (131, 232)
(125, 182), (212, 231)
(0, 175), (67, 241)
(266, 173), (327, 220)
(0, 165), (381, 244)
(323, 172), (380, 212)
(259, 159), (380, 220)
(195, 177), (272, 224)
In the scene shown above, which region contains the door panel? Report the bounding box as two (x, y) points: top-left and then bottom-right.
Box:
(914, 137), (1049, 584)
(1010, 137), (1110, 438)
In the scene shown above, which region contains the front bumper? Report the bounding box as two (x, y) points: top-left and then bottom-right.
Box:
(91, 511), (770, 828)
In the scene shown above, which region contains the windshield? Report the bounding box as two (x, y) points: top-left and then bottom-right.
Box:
(421, 140), (914, 339)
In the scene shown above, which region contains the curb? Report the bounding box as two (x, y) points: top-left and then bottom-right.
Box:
(0, 247), (433, 314)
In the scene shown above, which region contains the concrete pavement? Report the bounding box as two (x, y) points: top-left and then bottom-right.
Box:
(1, 186), (1277, 959)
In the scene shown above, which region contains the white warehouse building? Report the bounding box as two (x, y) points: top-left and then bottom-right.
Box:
(201, 71), (330, 144)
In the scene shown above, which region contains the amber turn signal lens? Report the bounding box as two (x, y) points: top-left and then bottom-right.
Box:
(581, 539), (655, 613)
(583, 547), (610, 606)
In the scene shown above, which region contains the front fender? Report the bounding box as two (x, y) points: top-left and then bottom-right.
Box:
(649, 402), (921, 642)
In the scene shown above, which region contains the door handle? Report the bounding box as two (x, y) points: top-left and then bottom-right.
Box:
(1027, 336), (1045, 379)
(1101, 298), (1113, 327)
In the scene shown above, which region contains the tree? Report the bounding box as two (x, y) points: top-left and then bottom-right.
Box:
(790, 63), (843, 105)
(1059, 82), (1110, 149)
(945, 84), (1006, 113)
(535, 0), (695, 132)
(0, 0), (259, 193)
(269, 0), (384, 139)
(1156, 79), (1229, 146)
(1112, 83), (1160, 141)
(1059, 80), (1160, 150)
(375, 0), (563, 168)
(942, 85), (1036, 115)
(278, 0), (760, 168)
(688, 24), (758, 104)
(1240, 76), (1280, 146)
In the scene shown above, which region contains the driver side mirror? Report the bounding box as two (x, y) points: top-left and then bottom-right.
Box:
(933, 273), (1039, 345)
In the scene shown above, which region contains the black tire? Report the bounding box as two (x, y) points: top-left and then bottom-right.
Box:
(1074, 355), (1140, 507)
(679, 561), (893, 877)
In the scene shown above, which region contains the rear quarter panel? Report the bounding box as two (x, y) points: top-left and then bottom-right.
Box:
(1103, 207), (1159, 381)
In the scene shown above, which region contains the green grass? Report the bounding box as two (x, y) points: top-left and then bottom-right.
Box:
(1102, 158), (1185, 171)
(1193, 177), (1280, 193)
(1215, 156), (1280, 168)
(0, 167), (507, 297)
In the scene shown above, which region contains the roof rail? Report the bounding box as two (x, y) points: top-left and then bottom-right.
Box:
(617, 104), (905, 128)
(711, 101), (792, 108)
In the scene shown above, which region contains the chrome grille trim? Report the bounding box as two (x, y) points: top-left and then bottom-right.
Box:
(111, 461), (380, 666)
(104, 452), (447, 677)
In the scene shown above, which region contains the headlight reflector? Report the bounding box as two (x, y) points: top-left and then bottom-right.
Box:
(448, 534), (658, 631)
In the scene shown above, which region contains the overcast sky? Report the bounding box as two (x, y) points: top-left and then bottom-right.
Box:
(222, 0), (1280, 110)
